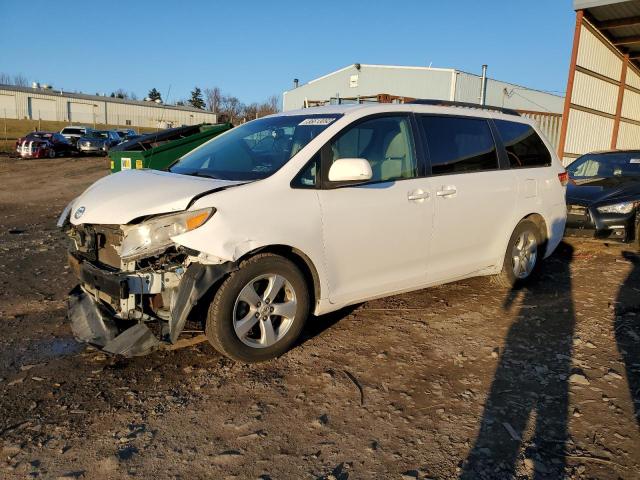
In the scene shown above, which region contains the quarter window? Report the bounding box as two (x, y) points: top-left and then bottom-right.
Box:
(328, 116), (417, 182)
(292, 153), (320, 188)
(494, 120), (551, 169)
(419, 116), (498, 175)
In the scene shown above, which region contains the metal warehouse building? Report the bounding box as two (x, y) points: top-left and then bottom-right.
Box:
(559, 0), (640, 164)
(283, 64), (565, 147)
(0, 84), (216, 129)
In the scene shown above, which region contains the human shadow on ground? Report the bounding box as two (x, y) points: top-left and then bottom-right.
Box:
(614, 250), (640, 428)
(460, 242), (575, 479)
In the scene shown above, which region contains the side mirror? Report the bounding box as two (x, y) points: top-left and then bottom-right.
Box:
(328, 158), (373, 183)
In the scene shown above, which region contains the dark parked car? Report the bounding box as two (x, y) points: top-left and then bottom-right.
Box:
(77, 130), (121, 155)
(115, 128), (138, 142)
(15, 132), (75, 158)
(566, 150), (640, 248)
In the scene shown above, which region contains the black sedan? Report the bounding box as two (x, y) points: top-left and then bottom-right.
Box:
(565, 150), (640, 247)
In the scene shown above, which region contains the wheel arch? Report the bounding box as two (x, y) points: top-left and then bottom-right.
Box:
(520, 212), (549, 256)
(236, 244), (321, 311)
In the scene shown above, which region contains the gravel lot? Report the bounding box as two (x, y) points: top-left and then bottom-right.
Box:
(0, 155), (639, 479)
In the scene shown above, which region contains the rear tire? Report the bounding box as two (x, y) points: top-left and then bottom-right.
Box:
(205, 253), (310, 363)
(492, 219), (543, 288)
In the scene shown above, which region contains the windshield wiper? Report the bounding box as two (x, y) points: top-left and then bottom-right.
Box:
(179, 170), (219, 179)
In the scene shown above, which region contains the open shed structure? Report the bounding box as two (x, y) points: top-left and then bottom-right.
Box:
(560, 0), (640, 165)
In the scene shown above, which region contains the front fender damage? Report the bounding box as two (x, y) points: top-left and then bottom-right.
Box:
(68, 262), (237, 357)
(168, 262), (237, 343)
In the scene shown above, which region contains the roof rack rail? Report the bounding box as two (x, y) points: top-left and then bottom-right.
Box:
(409, 99), (521, 117)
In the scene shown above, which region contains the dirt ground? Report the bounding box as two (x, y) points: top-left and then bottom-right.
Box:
(0, 155), (639, 480)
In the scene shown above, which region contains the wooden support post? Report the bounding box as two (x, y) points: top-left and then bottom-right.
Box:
(558, 9), (584, 159)
(611, 54), (629, 150)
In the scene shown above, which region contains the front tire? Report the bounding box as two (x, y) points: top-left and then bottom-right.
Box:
(492, 219), (542, 288)
(206, 253), (310, 362)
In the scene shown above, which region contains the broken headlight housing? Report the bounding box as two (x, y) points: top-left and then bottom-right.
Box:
(56, 199), (76, 228)
(596, 201), (636, 214)
(119, 208), (215, 261)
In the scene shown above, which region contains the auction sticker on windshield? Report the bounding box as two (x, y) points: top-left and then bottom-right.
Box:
(299, 118), (337, 126)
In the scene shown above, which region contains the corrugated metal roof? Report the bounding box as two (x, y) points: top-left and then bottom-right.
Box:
(0, 83), (208, 114)
(575, 1), (640, 70)
(574, 0), (633, 10)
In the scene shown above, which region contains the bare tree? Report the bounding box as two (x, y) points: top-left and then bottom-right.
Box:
(202, 88), (281, 124)
(13, 74), (28, 87)
(219, 95), (244, 124)
(204, 87), (222, 113)
(243, 103), (259, 121)
(0, 72), (28, 86)
(112, 88), (130, 99)
(256, 95), (280, 117)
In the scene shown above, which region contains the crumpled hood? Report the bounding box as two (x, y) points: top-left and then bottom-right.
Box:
(70, 169), (243, 225)
(567, 176), (640, 204)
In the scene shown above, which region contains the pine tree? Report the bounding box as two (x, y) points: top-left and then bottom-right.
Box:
(147, 88), (162, 102)
(189, 87), (205, 109)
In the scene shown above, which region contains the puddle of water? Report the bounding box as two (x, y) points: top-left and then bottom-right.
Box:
(1, 336), (84, 371)
(45, 337), (83, 357)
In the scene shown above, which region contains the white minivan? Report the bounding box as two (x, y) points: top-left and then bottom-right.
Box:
(59, 102), (567, 362)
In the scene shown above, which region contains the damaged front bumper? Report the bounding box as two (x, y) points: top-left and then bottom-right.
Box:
(67, 251), (236, 357)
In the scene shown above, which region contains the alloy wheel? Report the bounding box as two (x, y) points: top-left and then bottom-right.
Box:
(511, 230), (538, 279)
(232, 273), (297, 348)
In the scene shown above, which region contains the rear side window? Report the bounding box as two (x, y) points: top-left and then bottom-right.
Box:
(494, 120), (551, 169)
(419, 116), (498, 175)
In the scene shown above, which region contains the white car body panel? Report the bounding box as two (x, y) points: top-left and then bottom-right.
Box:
(316, 179), (433, 306)
(68, 103), (567, 317)
(69, 169), (243, 225)
(426, 170), (518, 282)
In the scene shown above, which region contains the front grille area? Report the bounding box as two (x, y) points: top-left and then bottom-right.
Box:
(95, 226), (123, 268)
(70, 224), (123, 269)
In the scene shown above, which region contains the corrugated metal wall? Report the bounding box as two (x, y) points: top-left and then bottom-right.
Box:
(283, 65), (454, 111)
(455, 73), (565, 113)
(0, 86), (216, 128)
(283, 64), (564, 114)
(559, 17), (640, 165)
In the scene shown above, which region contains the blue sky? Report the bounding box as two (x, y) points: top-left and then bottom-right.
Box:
(0, 0), (575, 105)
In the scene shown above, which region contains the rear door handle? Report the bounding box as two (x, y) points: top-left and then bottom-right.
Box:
(407, 190), (430, 202)
(436, 186), (457, 198)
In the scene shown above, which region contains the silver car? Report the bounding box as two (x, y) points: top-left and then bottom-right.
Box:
(60, 126), (93, 147)
(77, 130), (121, 155)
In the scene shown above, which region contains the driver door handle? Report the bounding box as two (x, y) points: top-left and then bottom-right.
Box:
(436, 186), (457, 198)
(407, 190), (430, 202)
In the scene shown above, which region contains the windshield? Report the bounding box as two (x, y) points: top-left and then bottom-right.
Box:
(87, 131), (109, 139)
(61, 128), (85, 135)
(169, 114), (341, 181)
(28, 132), (52, 139)
(567, 153), (640, 179)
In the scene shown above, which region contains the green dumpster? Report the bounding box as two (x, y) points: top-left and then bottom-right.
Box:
(108, 123), (232, 173)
